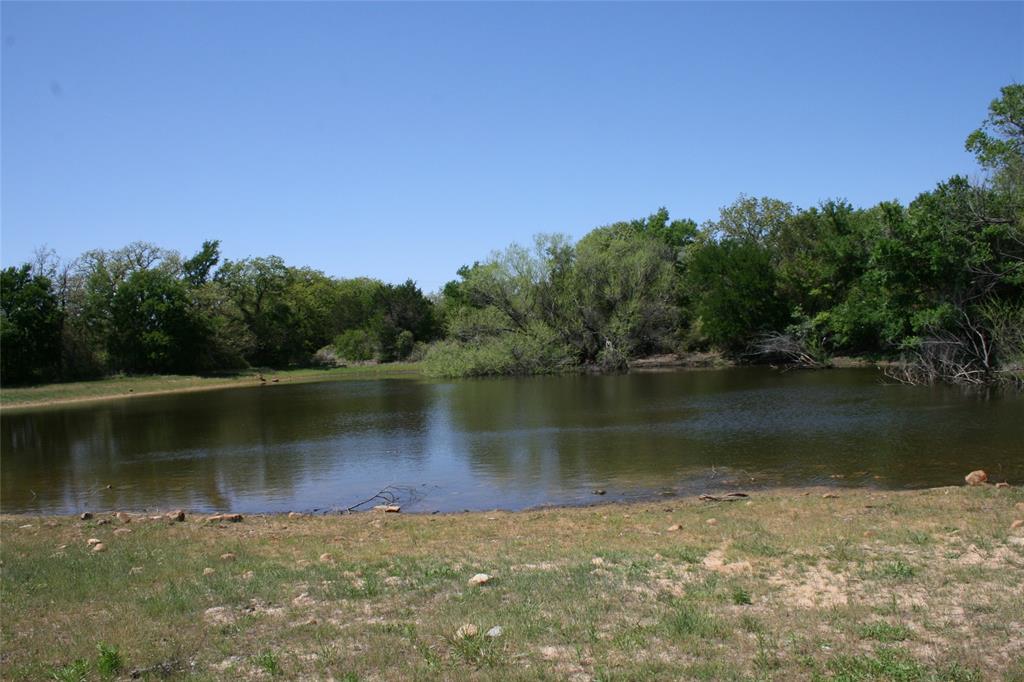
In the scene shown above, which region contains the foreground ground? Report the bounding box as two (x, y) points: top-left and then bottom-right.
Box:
(0, 364), (421, 410)
(1, 487), (1022, 681)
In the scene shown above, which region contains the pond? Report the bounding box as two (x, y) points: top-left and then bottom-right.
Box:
(2, 368), (1022, 514)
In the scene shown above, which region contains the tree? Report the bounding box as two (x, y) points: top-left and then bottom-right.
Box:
(109, 269), (206, 373)
(0, 265), (63, 384)
(965, 83), (1024, 197)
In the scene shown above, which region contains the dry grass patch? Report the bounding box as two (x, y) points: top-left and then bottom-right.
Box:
(2, 486), (1023, 680)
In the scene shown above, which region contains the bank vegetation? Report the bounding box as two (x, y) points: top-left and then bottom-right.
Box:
(3, 85), (1022, 390)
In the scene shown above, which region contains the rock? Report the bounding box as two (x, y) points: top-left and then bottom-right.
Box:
(667, 524), (681, 532)
(203, 606), (235, 625)
(319, 553), (334, 563)
(241, 570), (254, 581)
(468, 573), (492, 586)
(166, 510), (186, 522)
(995, 482), (1010, 489)
(372, 505), (401, 513)
(455, 624), (478, 639)
(116, 512), (131, 524)
(590, 557), (605, 566)
(485, 626), (503, 639)
(19, 524), (32, 530)
(288, 512), (304, 519)
(208, 513), (243, 523)
(384, 576), (404, 587)
(80, 512), (93, 520)
(149, 515), (164, 521)
(129, 566), (143, 575)
(292, 592), (315, 606)
(822, 493), (839, 499)
(203, 567), (216, 576)
(592, 489), (606, 495)
(965, 470), (988, 486)
(706, 518), (718, 526)
(87, 538), (102, 546)
(1011, 519), (1024, 530)
(113, 528), (132, 536)
(96, 519), (111, 526)
(92, 543), (107, 553)
(220, 552), (236, 562)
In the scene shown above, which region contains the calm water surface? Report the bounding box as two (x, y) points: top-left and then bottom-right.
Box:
(2, 369), (1022, 514)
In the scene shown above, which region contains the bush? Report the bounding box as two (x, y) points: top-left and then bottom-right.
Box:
(333, 329), (377, 362)
(422, 326), (574, 378)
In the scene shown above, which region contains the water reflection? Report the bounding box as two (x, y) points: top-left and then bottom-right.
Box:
(2, 369), (1022, 514)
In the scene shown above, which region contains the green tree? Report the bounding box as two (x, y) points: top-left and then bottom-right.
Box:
(109, 269), (206, 373)
(965, 83), (1024, 196)
(0, 265), (64, 384)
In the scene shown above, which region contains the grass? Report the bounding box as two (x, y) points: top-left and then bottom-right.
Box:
(0, 363), (422, 409)
(2, 486), (1022, 680)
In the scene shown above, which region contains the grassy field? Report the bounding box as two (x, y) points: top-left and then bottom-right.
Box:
(2, 486), (1022, 680)
(0, 364), (422, 410)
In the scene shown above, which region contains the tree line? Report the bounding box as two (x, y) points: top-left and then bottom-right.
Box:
(3, 85), (1022, 388)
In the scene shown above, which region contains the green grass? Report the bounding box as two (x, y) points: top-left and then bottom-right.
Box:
(3, 485), (1022, 680)
(0, 363), (422, 409)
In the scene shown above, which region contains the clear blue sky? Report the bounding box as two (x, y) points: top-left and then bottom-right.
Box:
(2, 2), (1022, 291)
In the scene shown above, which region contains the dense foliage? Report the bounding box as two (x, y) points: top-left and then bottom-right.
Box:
(3, 85), (1022, 387)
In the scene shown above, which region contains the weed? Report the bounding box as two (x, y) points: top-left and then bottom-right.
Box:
(49, 660), (89, 682)
(96, 643), (122, 678)
(253, 650), (282, 677)
(661, 600), (727, 640)
(858, 621), (910, 642)
(877, 559), (915, 580)
(731, 586), (752, 605)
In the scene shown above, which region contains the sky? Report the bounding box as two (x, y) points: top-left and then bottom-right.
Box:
(2, 2), (1022, 292)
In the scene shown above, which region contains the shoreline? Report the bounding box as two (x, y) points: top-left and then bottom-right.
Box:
(0, 354), (897, 411)
(3, 485), (1021, 680)
(0, 363), (422, 411)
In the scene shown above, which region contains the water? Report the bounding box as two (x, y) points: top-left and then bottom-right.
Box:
(2, 368), (1022, 514)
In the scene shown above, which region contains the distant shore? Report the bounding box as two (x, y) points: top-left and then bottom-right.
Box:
(0, 363), (422, 410)
(0, 354), (902, 411)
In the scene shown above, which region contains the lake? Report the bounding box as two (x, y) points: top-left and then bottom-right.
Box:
(2, 368), (1022, 515)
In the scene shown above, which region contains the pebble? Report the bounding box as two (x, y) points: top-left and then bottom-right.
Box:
(486, 626), (503, 639)
(92, 543), (107, 553)
(220, 553), (236, 562)
(590, 557), (605, 566)
(319, 553), (334, 563)
(241, 570), (254, 581)
(113, 528), (132, 536)
(116, 512), (131, 524)
(667, 524), (681, 532)
(80, 512), (93, 520)
(87, 538), (102, 546)
(706, 518), (718, 526)
(203, 567), (216, 576)
(1011, 519), (1023, 530)
(468, 573), (492, 586)
(964, 470), (988, 486)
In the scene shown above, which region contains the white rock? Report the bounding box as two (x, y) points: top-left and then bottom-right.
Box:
(468, 573), (492, 586)
(486, 626), (503, 639)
